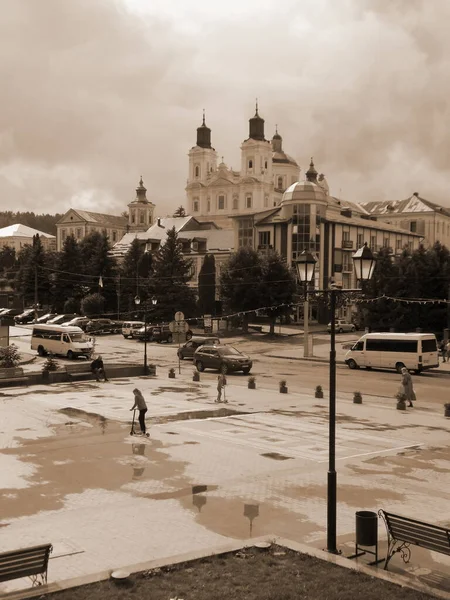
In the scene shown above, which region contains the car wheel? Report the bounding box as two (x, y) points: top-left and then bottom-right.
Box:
(123, 334), (127, 338)
(220, 363), (229, 374)
(167, 334), (173, 343)
(351, 326), (356, 332)
(38, 345), (46, 357)
(338, 328), (344, 333)
(395, 362), (406, 374)
(67, 350), (74, 360)
(196, 361), (204, 372)
(242, 367), (251, 374)
(347, 359), (358, 370)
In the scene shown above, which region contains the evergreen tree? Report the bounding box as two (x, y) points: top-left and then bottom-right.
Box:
(52, 234), (84, 312)
(14, 235), (51, 307)
(219, 247), (263, 332)
(198, 254), (216, 316)
(0, 246), (16, 272)
(79, 231), (118, 315)
(147, 227), (196, 322)
(259, 252), (297, 334)
(119, 239), (145, 317)
(173, 206), (186, 217)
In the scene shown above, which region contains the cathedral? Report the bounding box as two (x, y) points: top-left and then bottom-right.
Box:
(185, 105), (301, 229)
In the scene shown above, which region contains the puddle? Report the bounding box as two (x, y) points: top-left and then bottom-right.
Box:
(152, 408), (250, 425)
(261, 452), (293, 461)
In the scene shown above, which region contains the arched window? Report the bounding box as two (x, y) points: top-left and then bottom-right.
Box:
(218, 195), (225, 210)
(139, 211), (145, 224)
(193, 199), (199, 212)
(233, 197), (239, 210)
(246, 195), (252, 209)
(131, 212), (135, 224)
(248, 159), (253, 169)
(195, 165), (200, 178)
(207, 200), (211, 212)
(277, 176), (283, 189)
(264, 160), (268, 169)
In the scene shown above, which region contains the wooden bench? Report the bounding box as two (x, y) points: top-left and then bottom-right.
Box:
(0, 543), (53, 587)
(0, 367), (28, 387)
(65, 363), (94, 381)
(379, 509), (450, 570)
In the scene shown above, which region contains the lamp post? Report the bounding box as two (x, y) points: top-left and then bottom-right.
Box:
(295, 251), (317, 358)
(296, 243), (375, 554)
(134, 295), (148, 375)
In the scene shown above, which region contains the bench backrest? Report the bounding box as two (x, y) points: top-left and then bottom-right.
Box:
(66, 363), (92, 373)
(0, 367), (24, 379)
(382, 510), (450, 556)
(0, 544), (52, 583)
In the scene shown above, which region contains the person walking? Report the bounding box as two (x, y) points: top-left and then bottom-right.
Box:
(90, 355), (108, 381)
(446, 340), (450, 363)
(400, 367), (415, 407)
(216, 373), (227, 403)
(439, 340), (446, 362)
(130, 388), (148, 436)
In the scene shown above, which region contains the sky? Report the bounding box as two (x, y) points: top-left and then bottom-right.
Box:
(1, 0), (449, 218)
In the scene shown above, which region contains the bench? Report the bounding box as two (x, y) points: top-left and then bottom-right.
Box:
(0, 367), (28, 387)
(0, 543), (53, 587)
(65, 363), (94, 381)
(379, 509), (450, 570)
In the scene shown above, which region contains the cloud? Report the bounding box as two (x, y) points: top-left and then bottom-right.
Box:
(1, 0), (450, 218)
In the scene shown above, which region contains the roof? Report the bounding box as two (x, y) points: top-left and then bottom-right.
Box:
(360, 194), (450, 217)
(57, 210), (127, 228)
(272, 151), (298, 166)
(282, 181), (329, 203)
(0, 223), (55, 239)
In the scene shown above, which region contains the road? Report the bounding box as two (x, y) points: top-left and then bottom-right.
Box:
(11, 325), (449, 410)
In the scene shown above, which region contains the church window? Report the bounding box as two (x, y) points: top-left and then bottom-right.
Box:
(139, 212), (145, 224)
(245, 195), (252, 209)
(264, 160), (268, 170)
(277, 176), (283, 190)
(238, 218), (253, 248)
(112, 231), (117, 242)
(193, 199), (199, 212)
(248, 159), (253, 170)
(207, 200), (211, 212)
(218, 195), (225, 210)
(264, 196), (269, 207)
(233, 197), (238, 210)
(131, 212), (135, 224)
(195, 165), (200, 178)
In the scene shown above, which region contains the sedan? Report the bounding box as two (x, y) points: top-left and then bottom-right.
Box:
(14, 309), (37, 324)
(85, 318), (119, 334)
(194, 345), (252, 374)
(62, 317), (91, 331)
(33, 313), (57, 324)
(327, 319), (356, 333)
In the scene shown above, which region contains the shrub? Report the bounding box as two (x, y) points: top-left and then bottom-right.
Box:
(42, 354), (59, 373)
(279, 380), (287, 387)
(248, 376), (256, 384)
(0, 344), (21, 368)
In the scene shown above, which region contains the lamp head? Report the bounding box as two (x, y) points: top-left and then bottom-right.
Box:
(295, 250), (317, 283)
(134, 295), (141, 306)
(353, 243), (376, 281)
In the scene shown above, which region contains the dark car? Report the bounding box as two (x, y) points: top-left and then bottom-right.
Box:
(33, 312), (57, 324)
(177, 336), (220, 360)
(85, 318), (118, 334)
(0, 308), (22, 321)
(14, 308), (37, 324)
(152, 324), (173, 344)
(135, 324), (155, 341)
(62, 317), (91, 331)
(47, 313), (80, 325)
(194, 345), (252, 374)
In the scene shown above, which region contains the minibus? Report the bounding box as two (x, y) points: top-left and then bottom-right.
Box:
(345, 333), (439, 373)
(31, 325), (94, 359)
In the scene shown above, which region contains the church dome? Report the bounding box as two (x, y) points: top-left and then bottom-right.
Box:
(281, 180), (328, 204)
(272, 151), (298, 167)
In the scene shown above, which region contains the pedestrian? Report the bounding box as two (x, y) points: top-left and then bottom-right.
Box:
(400, 367), (415, 407)
(216, 373), (227, 403)
(446, 340), (450, 363)
(439, 340), (446, 362)
(90, 355), (108, 382)
(130, 388), (148, 436)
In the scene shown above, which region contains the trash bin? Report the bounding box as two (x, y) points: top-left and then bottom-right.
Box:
(356, 510), (378, 547)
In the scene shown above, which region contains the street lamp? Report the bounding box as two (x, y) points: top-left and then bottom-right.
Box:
(296, 243), (376, 554)
(134, 295), (148, 375)
(295, 251), (317, 358)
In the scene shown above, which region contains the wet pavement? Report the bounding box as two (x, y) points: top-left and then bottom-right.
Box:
(0, 376), (449, 596)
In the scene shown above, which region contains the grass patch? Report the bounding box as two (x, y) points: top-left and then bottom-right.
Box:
(48, 544), (435, 600)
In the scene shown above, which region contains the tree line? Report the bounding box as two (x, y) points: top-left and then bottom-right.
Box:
(0, 211), (62, 235)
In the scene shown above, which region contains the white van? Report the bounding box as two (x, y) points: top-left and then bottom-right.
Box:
(345, 333), (439, 373)
(31, 325), (94, 359)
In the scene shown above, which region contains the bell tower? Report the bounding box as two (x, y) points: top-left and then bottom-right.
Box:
(127, 176), (155, 232)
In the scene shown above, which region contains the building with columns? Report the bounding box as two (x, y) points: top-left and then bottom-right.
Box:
(185, 106), (300, 229)
(56, 177), (154, 251)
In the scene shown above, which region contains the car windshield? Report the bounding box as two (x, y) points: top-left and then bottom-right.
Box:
(69, 333), (85, 342)
(220, 347), (243, 356)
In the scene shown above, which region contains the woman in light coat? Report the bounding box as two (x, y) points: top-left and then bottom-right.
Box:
(400, 367), (415, 407)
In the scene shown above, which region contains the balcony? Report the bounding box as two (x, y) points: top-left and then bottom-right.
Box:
(341, 240), (353, 249)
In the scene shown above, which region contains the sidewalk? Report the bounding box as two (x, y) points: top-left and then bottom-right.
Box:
(0, 375), (449, 596)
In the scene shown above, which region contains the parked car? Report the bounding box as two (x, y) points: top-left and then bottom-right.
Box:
(152, 324), (174, 344)
(194, 345), (252, 374)
(135, 324), (155, 341)
(85, 318), (119, 334)
(177, 336), (220, 360)
(47, 313), (80, 325)
(122, 321), (145, 339)
(327, 319), (356, 333)
(62, 317), (91, 331)
(0, 308), (22, 320)
(14, 308), (37, 324)
(33, 312), (57, 324)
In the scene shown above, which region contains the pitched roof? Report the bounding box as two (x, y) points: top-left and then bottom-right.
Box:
(360, 194), (450, 217)
(58, 209), (127, 228)
(0, 223), (55, 239)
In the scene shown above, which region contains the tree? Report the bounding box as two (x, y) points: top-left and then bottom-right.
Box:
(79, 232), (118, 315)
(219, 247), (263, 332)
(52, 234), (84, 312)
(173, 206), (186, 217)
(0, 246), (16, 272)
(198, 254), (216, 316)
(147, 227), (196, 322)
(81, 293), (105, 317)
(119, 239), (147, 317)
(259, 252), (296, 335)
(14, 234), (51, 307)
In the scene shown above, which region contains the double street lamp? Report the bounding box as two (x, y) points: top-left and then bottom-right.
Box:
(134, 296), (157, 375)
(296, 243), (376, 554)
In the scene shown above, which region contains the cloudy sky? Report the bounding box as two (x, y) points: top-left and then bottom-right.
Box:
(1, 0), (449, 217)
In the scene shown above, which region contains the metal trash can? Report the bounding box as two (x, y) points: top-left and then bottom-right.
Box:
(356, 510), (378, 546)
(348, 511), (383, 565)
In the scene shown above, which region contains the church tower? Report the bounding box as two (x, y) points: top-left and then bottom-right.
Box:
(240, 102), (273, 182)
(187, 111), (218, 184)
(127, 177), (155, 232)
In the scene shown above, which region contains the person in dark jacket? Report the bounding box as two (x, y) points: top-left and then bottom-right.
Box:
(90, 355), (108, 382)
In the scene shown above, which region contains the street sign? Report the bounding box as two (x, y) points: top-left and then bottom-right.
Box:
(169, 320), (190, 333)
(174, 311), (184, 322)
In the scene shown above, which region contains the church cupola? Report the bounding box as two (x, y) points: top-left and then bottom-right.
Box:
(128, 176), (155, 232)
(249, 101), (265, 141)
(306, 158), (318, 183)
(272, 127), (282, 152)
(196, 110), (212, 149)
(135, 176), (148, 202)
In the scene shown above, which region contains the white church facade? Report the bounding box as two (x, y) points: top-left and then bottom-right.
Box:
(185, 106), (301, 229)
